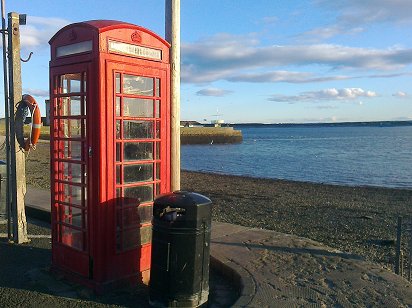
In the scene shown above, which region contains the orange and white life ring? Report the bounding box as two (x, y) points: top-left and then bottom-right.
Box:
(15, 94), (41, 151)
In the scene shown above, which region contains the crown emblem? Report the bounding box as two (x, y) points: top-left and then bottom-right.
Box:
(131, 31), (142, 43)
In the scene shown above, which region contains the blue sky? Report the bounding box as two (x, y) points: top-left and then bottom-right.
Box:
(1, 0), (411, 123)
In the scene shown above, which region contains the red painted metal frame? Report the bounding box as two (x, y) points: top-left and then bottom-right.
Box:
(49, 20), (170, 291)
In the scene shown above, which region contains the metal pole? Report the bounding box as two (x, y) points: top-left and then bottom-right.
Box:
(165, 0), (181, 191)
(8, 12), (28, 243)
(1, 0), (12, 240)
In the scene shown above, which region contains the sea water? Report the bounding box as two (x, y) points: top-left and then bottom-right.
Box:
(181, 125), (412, 189)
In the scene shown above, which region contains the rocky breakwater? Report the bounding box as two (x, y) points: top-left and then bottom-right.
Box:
(181, 127), (243, 144)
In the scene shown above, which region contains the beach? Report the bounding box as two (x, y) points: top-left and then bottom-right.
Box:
(14, 142), (412, 271)
(182, 171), (412, 270)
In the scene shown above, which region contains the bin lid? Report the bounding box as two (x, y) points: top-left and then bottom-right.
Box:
(155, 191), (211, 208)
(154, 191), (212, 224)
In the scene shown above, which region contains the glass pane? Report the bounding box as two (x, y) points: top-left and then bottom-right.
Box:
(119, 226), (152, 251)
(155, 78), (160, 97)
(116, 165), (121, 184)
(60, 96), (82, 116)
(139, 206), (152, 224)
(123, 98), (154, 117)
(120, 228), (139, 250)
(62, 119), (83, 138)
(156, 121), (161, 139)
(63, 183), (83, 206)
(83, 72), (87, 92)
(56, 41), (92, 58)
(156, 142), (160, 159)
(124, 142), (153, 161)
(116, 196), (140, 207)
(116, 143), (121, 162)
(124, 185), (153, 203)
(60, 73), (82, 93)
(62, 162), (82, 183)
(116, 97), (121, 116)
(118, 207), (139, 229)
(63, 140), (82, 160)
(156, 162), (160, 180)
(62, 205), (84, 228)
(155, 183), (161, 197)
(61, 225), (84, 251)
(140, 226), (152, 245)
(123, 75), (154, 96)
(116, 205), (152, 229)
(115, 73), (121, 93)
(123, 121), (153, 139)
(155, 100), (160, 118)
(124, 164), (153, 183)
(116, 120), (121, 139)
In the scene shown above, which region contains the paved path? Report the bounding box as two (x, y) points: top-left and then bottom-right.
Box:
(14, 187), (412, 306)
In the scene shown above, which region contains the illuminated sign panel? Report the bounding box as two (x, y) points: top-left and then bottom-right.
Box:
(56, 40), (93, 57)
(108, 40), (162, 61)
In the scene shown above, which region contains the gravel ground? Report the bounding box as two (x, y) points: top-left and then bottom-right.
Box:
(4, 142), (412, 274)
(182, 171), (412, 273)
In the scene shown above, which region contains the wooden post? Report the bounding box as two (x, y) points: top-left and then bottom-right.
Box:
(165, 0), (181, 191)
(8, 12), (28, 243)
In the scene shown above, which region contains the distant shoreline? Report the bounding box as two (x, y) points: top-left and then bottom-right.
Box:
(1, 118), (411, 128)
(232, 120), (412, 128)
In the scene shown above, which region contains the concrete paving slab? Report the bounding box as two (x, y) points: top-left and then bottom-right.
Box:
(210, 223), (412, 307)
(20, 187), (412, 307)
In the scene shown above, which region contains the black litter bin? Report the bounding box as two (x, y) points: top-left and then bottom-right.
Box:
(149, 191), (212, 307)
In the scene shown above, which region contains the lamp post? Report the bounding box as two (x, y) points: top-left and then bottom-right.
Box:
(165, 0), (181, 191)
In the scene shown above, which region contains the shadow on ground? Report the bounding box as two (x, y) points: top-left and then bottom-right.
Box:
(0, 219), (238, 307)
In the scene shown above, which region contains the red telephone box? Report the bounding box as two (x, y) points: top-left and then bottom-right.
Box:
(49, 20), (170, 290)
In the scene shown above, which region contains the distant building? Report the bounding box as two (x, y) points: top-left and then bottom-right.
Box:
(211, 119), (225, 127)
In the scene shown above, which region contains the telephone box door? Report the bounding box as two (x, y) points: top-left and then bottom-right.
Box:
(104, 61), (169, 277)
(51, 63), (91, 277)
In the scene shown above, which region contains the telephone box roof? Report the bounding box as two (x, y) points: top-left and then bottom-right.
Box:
(49, 20), (169, 47)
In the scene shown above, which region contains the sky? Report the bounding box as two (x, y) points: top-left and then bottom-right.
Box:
(0, 0), (411, 123)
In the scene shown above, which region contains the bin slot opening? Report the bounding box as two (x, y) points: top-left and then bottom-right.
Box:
(159, 206), (186, 222)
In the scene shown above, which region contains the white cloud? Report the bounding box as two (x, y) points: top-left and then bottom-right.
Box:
(228, 71), (350, 83)
(196, 88), (233, 97)
(260, 16), (278, 25)
(392, 91), (408, 98)
(299, 25), (364, 42)
(315, 105), (338, 110)
(268, 87), (378, 103)
(305, 0), (412, 40)
(23, 88), (49, 97)
(320, 0), (412, 25)
(182, 34), (412, 84)
(20, 16), (71, 50)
